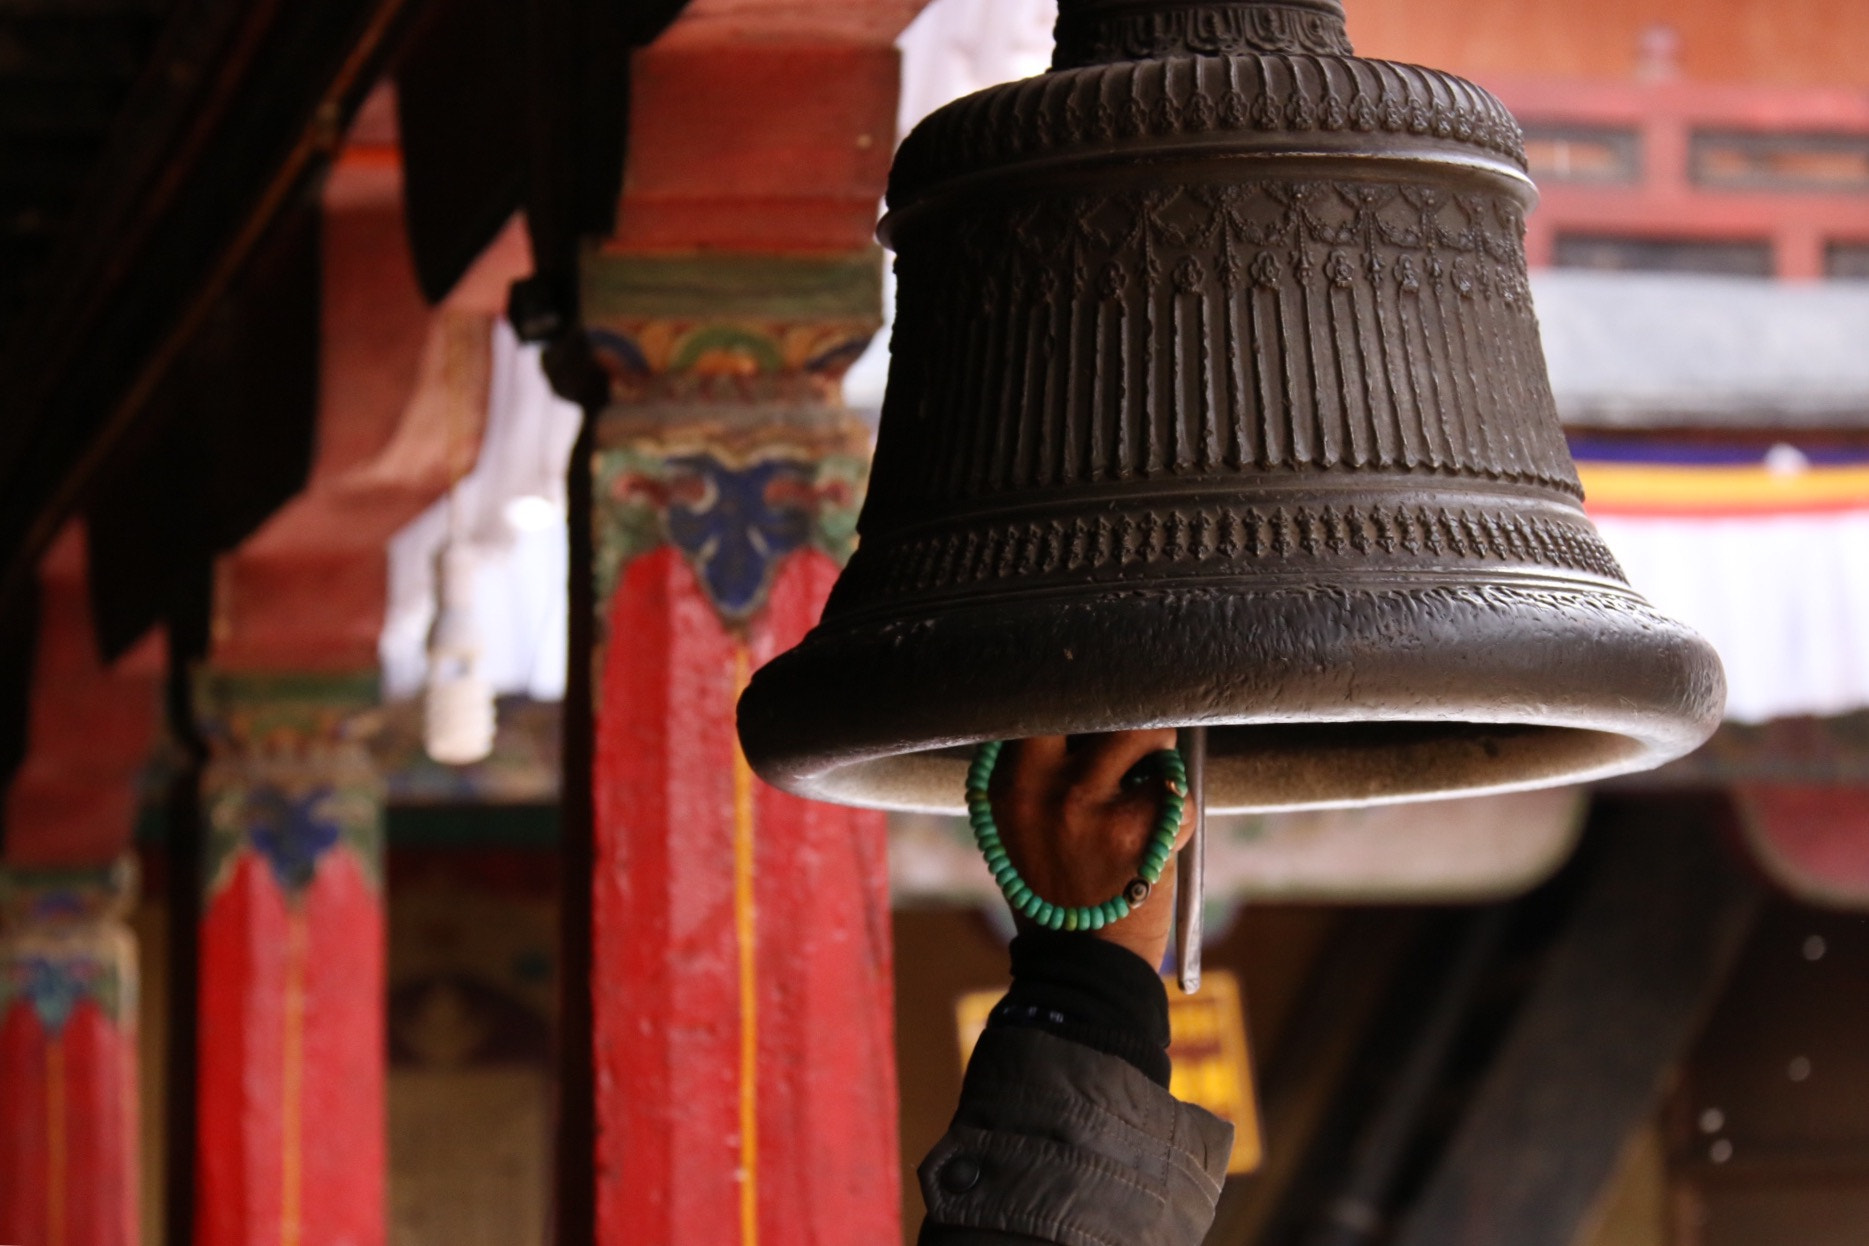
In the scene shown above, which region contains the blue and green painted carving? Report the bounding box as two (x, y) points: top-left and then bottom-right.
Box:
(196, 671), (385, 898)
(593, 441), (869, 624)
(581, 249), (883, 626)
(582, 251), (881, 394)
(0, 952), (124, 1035)
(0, 862), (136, 1032)
(0, 861), (133, 929)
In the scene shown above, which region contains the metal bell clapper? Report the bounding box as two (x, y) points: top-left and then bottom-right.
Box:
(1177, 725), (1206, 992)
(738, 0), (1724, 912)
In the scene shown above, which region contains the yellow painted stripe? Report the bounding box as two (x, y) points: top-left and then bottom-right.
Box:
(731, 645), (760, 1246)
(1578, 462), (1869, 514)
(281, 908), (309, 1246)
(47, 1036), (66, 1246)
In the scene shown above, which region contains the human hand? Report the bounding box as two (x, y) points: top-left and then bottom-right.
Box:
(987, 730), (1191, 968)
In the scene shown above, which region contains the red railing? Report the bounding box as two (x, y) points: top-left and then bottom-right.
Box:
(1485, 75), (1869, 278)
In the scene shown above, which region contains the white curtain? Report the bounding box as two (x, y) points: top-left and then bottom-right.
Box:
(1598, 511), (1869, 723)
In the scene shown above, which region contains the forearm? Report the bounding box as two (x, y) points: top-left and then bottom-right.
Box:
(917, 934), (1232, 1246)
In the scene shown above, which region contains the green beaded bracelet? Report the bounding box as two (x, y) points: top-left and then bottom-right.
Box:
(966, 739), (1186, 933)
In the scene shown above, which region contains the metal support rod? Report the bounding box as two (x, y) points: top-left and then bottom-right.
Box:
(1175, 725), (1206, 994)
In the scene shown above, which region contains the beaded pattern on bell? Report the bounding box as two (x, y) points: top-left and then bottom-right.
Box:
(967, 740), (1186, 932)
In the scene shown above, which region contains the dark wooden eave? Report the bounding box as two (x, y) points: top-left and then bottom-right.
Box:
(0, 0), (428, 617)
(0, 0), (176, 342)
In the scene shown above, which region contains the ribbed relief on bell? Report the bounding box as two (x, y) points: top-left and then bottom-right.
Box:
(1052, 0), (1352, 68)
(822, 488), (1629, 624)
(865, 176), (1578, 538)
(885, 53), (1527, 207)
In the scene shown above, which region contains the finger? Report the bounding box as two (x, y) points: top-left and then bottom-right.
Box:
(1170, 803), (1197, 851)
(1075, 728), (1177, 797)
(995, 733), (1069, 797)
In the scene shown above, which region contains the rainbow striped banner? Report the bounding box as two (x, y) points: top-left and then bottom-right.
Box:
(1573, 439), (1869, 517)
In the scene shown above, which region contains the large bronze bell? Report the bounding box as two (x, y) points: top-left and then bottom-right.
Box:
(738, 0), (1724, 815)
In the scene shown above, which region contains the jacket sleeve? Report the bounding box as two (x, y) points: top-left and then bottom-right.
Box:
(916, 1026), (1233, 1246)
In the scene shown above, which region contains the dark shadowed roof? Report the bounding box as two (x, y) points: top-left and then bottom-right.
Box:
(0, 0), (176, 347)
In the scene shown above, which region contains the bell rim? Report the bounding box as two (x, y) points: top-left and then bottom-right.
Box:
(737, 580), (1726, 815)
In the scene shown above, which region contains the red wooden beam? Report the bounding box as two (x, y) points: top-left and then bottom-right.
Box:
(614, 42), (901, 254)
(5, 525), (163, 868)
(213, 141), (525, 672)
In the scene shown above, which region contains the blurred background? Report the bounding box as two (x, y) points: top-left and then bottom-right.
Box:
(2, 1), (1869, 1245)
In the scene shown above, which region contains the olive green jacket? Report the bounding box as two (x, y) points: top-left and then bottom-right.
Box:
(917, 1027), (1233, 1246)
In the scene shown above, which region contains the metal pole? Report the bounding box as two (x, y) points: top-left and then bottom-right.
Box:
(1175, 725), (1206, 994)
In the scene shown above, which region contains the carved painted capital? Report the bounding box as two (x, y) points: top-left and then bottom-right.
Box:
(0, 858), (138, 1033)
(593, 410), (871, 627)
(0, 859), (135, 930)
(195, 671), (385, 898)
(585, 250), (882, 628)
(582, 249), (884, 405)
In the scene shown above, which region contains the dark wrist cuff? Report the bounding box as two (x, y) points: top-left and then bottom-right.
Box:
(986, 931), (1172, 1087)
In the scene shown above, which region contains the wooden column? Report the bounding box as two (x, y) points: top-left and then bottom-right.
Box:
(0, 862), (141, 1246)
(566, 18), (920, 1243)
(1, 523), (162, 1246)
(193, 673), (386, 1246)
(186, 116), (522, 1246)
(582, 249), (898, 1246)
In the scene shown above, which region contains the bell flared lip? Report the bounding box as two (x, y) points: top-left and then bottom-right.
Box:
(736, 578), (1726, 815)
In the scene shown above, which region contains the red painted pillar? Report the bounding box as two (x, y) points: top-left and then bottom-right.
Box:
(193, 673), (386, 1246)
(0, 524), (161, 1246)
(583, 250), (899, 1246)
(184, 115), (523, 1246)
(0, 862), (141, 1246)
